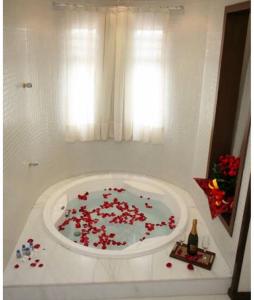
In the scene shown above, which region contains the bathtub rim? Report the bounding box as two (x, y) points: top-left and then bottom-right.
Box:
(42, 172), (189, 258)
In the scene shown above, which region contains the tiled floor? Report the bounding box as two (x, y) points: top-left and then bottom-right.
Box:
(122, 296), (230, 300)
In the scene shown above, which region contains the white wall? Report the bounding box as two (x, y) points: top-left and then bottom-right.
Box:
(3, 0), (210, 267)
(189, 0), (251, 271)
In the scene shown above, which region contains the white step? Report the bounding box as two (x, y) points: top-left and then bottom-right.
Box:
(4, 182), (232, 300)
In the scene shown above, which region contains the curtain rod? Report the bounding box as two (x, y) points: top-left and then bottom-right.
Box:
(52, 1), (184, 11)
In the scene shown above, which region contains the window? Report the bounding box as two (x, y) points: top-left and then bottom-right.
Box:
(131, 29), (164, 139)
(67, 29), (97, 127)
(62, 10), (169, 143)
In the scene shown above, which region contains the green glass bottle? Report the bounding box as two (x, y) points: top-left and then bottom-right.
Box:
(187, 219), (198, 256)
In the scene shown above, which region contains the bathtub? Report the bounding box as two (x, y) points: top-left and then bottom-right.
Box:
(43, 173), (188, 258)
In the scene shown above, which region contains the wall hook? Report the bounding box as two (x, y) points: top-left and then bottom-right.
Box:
(22, 83), (32, 88)
(28, 162), (39, 167)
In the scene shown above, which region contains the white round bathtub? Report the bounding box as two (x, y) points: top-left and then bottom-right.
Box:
(43, 173), (188, 258)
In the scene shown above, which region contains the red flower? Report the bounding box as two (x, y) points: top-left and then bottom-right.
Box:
(211, 188), (225, 203)
(27, 238), (33, 243)
(185, 254), (203, 262)
(38, 264), (44, 268)
(78, 192), (89, 200)
(58, 188), (180, 250)
(218, 155), (240, 177)
(113, 188), (125, 193)
(34, 244), (40, 249)
(30, 263), (37, 267)
(228, 170), (237, 177)
(177, 249), (183, 255)
(187, 263), (194, 270)
(145, 223), (155, 231)
(14, 264), (19, 269)
(166, 262), (172, 268)
(103, 193), (112, 199)
(168, 215), (176, 229)
(145, 203), (153, 209)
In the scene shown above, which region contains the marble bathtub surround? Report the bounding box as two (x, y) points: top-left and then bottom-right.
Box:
(4, 173), (232, 300)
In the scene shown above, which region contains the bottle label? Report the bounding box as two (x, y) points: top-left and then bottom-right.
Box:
(189, 245), (197, 252)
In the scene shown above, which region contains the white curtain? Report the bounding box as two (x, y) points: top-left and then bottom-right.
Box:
(61, 9), (105, 141)
(60, 7), (170, 143)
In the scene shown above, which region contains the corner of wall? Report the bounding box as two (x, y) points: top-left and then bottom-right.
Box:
(188, 0), (251, 270)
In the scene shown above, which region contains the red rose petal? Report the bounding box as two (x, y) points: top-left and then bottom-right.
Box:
(28, 257), (31, 261)
(35, 259), (40, 263)
(177, 249), (183, 255)
(14, 264), (19, 269)
(27, 239), (33, 243)
(30, 263), (37, 267)
(34, 244), (40, 249)
(187, 263), (194, 270)
(38, 264), (44, 268)
(166, 262), (172, 268)
(58, 189), (179, 250)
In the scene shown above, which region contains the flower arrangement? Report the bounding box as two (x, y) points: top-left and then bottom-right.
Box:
(211, 155), (240, 197)
(194, 155), (240, 219)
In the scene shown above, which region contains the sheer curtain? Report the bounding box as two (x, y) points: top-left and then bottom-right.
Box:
(60, 7), (170, 143)
(62, 9), (109, 141)
(118, 10), (170, 142)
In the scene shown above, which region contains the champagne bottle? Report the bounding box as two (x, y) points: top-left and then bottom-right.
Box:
(187, 219), (198, 256)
